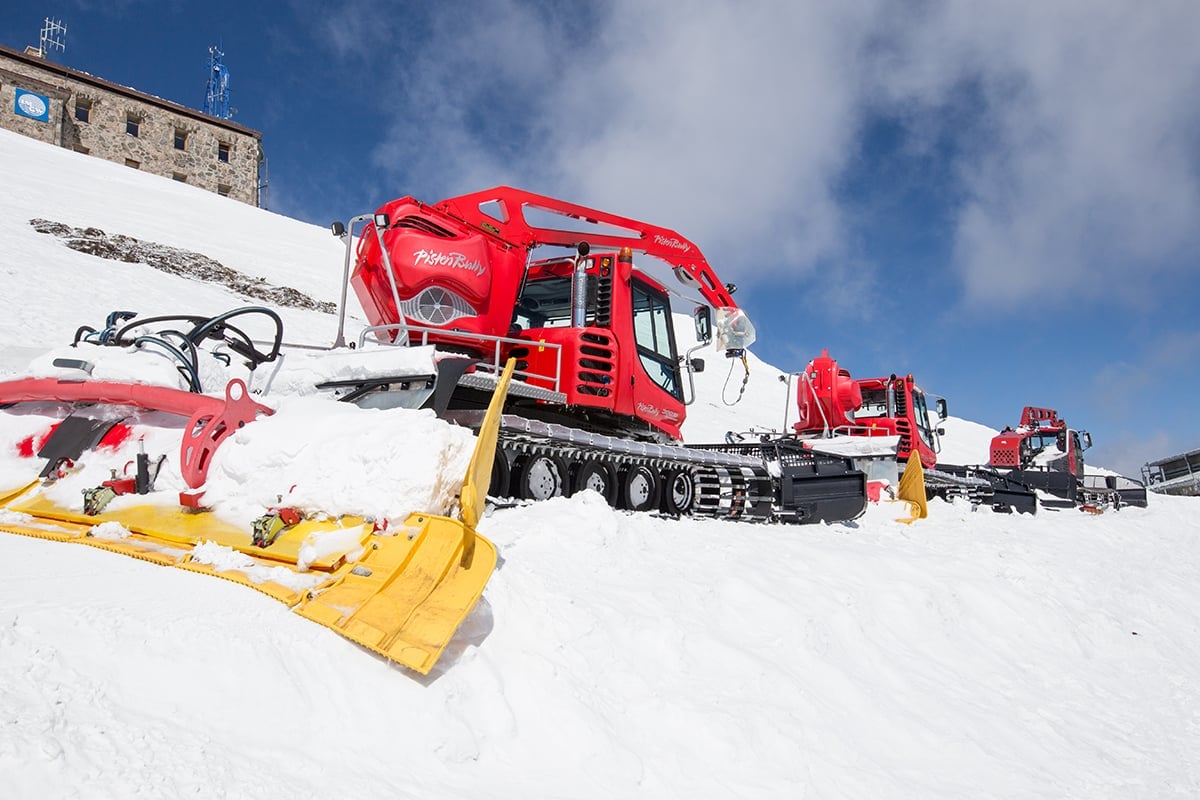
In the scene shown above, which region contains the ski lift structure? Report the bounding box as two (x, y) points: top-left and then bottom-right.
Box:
(1142, 447), (1200, 497)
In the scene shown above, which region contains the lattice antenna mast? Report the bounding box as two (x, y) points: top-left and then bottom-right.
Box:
(203, 45), (233, 119)
(38, 18), (67, 59)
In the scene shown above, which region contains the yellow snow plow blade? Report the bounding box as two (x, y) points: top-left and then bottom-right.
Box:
(298, 360), (517, 671)
(294, 511), (492, 672)
(0, 359), (517, 675)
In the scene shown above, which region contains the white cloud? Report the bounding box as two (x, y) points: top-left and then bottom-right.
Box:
(324, 0), (1200, 314)
(875, 1), (1200, 309)
(358, 1), (884, 287)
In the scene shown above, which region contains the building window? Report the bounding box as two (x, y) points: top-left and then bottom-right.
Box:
(217, 183), (231, 197)
(125, 113), (140, 137)
(217, 142), (230, 162)
(172, 172), (187, 183)
(125, 158), (140, 169)
(75, 99), (92, 123)
(174, 128), (188, 150)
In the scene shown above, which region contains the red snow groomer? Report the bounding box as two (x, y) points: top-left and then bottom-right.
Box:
(990, 407), (1081, 472)
(989, 407), (1147, 509)
(792, 349), (944, 469)
(341, 187), (865, 523)
(348, 186), (744, 443)
(789, 350), (1037, 513)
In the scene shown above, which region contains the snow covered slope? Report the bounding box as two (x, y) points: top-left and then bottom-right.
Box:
(2, 129), (1199, 799)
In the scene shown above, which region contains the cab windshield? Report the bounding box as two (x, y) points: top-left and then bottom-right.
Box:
(513, 262), (597, 330)
(911, 389), (939, 453)
(857, 387), (890, 419)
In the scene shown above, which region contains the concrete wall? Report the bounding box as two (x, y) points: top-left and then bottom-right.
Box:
(0, 45), (263, 206)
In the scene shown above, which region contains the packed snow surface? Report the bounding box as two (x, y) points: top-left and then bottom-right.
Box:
(1, 129), (1198, 798)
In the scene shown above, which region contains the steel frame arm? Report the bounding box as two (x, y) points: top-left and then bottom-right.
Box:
(433, 186), (739, 310)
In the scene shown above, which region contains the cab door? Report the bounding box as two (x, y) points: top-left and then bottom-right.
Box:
(625, 279), (685, 438)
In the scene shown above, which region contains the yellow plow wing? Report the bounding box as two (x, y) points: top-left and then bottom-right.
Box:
(895, 450), (929, 523)
(0, 359), (517, 675)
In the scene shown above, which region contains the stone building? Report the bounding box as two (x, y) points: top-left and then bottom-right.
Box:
(0, 43), (263, 206)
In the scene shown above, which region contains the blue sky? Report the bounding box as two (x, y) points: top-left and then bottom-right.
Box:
(5, 0), (1199, 478)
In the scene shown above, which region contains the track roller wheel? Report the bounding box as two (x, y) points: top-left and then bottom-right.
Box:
(661, 469), (696, 516)
(570, 460), (617, 505)
(514, 453), (567, 501)
(618, 464), (660, 512)
(489, 449), (511, 498)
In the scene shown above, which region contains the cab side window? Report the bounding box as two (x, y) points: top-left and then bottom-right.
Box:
(631, 281), (681, 399)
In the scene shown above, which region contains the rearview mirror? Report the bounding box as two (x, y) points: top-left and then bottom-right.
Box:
(693, 306), (712, 344)
(935, 398), (948, 420)
(690, 357), (706, 373)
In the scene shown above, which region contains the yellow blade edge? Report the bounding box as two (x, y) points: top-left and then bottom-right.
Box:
(459, 358), (516, 533)
(0, 479), (39, 506)
(895, 450), (929, 523)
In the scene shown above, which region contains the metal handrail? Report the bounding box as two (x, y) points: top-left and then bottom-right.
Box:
(829, 424), (896, 439)
(357, 322), (564, 394)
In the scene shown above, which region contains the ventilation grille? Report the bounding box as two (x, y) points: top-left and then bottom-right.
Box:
(894, 418), (912, 455)
(392, 215), (455, 238)
(398, 286), (476, 325)
(576, 333), (614, 396)
(991, 449), (1020, 467)
(595, 272), (613, 326)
